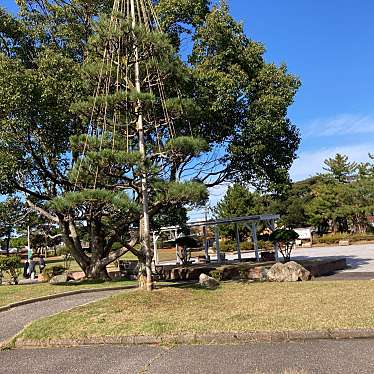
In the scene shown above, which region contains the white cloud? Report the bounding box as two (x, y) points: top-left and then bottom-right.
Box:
(208, 184), (230, 207)
(291, 144), (372, 181)
(303, 114), (374, 137)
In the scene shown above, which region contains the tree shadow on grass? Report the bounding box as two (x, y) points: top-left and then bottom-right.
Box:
(161, 281), (226, 292)
(53, 278), (135, 287)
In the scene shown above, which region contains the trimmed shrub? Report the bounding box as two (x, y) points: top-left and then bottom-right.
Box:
(209, 269), (224, 281)
(0, 255), (21, 285)
(314, 233), (374, 245)
(270, 229), (299, 262)
(258, 240), (273, 251)
(42, 265), (66, 281)
(220, 240), (255, 252)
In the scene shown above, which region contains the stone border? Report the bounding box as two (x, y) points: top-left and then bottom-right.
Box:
(0, 285), (138, 313)
(12, 329), (374, 349)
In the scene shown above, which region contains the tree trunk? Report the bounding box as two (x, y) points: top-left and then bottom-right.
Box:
(86, 261), (111, 280)
(131, 0), (154, 291)
(5, 232), (10, 255)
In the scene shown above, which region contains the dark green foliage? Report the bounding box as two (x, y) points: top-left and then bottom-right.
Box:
(165, 136), (208, 157)
(314, 233), (374, 245)
(307, 154), (374, 234)
(269, 177), (318, 229)
(151, 204), (188, 230)
(153, 181), (208, 206)
(42, 265), (66, 281)
(229, 63), (301, 192)
(215, 184), (266, 240)
(0, 255), (21, 284)
(156, 0), (209, 49)
(0, 0), (300, 280)
(219, 240), (254, 252)
(270, 229), (299, 243)
(189, 3), (300, 191)
(323, 153), (358, 183)
(209, 269), (223, 281)
(0, 197), (25, 252)
(269, 229), (299, 262)
(9, 236), (28, 248)
(50, 190), (140, 213)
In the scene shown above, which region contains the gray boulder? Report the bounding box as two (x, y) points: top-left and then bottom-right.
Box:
(199, 273), (220, 289)
(49, 273), (68, 284)
(247, 266), (269, 281)
(267, 261), (310, 282)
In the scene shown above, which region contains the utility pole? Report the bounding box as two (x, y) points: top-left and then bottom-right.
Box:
(27, 225), (32, 259)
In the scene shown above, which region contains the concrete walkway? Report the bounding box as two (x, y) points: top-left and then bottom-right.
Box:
(293, 243), (374, 272)
(0, 289), (123, 343)
(1, 340), (374, 373)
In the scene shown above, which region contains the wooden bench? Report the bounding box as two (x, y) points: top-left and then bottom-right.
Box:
(118, 260), (138, 277)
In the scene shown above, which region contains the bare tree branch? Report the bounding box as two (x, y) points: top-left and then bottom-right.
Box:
(26, 199), (59, 223)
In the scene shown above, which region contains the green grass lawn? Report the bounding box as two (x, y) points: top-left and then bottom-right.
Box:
(16, 281), (374, 342)
(0, 279), (137, 307)
(41, 256), (82, 272)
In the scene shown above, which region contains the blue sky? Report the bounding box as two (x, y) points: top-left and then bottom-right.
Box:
(228, 0), (374, 181)
(2, 0), (373, 184)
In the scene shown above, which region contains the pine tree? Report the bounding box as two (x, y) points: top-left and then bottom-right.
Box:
(215, 184), (264, 240)
(323, 153), (358, 183)
(49, 1), (208, 287)
(0, 1), (301, 286)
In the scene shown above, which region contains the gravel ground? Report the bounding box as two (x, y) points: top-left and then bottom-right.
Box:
(0, 289), (122, 343)
(1, 339), (374, 373)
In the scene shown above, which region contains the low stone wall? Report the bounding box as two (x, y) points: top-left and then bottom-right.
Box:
(162, 262), (276, 281)
(161, 258), (347, 281)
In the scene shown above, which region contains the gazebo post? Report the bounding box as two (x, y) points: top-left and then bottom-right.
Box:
(152, 232), (159, 266)
(204, 224), (209, 261)
(251, 222), (260, 262)
(175, 228), (180, 264)
(215, 225), (221, 263)
(235, 224), (241, 261)
(269, 219), (279, 262)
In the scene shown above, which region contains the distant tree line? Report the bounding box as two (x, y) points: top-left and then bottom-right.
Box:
(216, 153), (374, 238)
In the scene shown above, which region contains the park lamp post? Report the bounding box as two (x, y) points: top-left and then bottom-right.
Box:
(27, 225), (33, 259)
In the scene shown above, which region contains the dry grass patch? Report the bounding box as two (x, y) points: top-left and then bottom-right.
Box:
(17, 281), (374, 342)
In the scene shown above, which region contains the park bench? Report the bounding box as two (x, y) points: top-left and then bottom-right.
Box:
(118, 260), (138, 278)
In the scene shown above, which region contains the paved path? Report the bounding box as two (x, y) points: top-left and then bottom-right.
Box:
(292, 243), (374, 272)
(1, 339), (374, 373)
(0, 289), (122, 343)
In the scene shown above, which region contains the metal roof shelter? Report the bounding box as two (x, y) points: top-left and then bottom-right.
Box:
(152, 214), (280, 266)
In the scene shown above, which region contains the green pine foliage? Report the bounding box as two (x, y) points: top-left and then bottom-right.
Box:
(214, 184), (266, 240)
(50, 190), (140, 213)
(0, 1), (301, 279)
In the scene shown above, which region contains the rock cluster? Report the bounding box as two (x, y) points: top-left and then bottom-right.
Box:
(49, 273), (68, 284)
(49, 271), (86, 284)
(199, 273), (220, 289)
(267, 261), (311, 282)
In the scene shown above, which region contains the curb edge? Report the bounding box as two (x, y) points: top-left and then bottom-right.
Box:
(11, 329), (374, 349)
